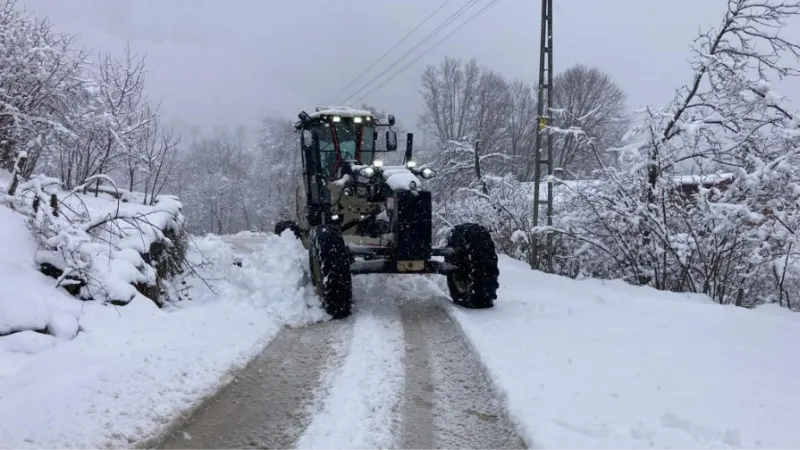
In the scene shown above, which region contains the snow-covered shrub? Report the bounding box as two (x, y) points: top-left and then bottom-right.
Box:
(0, 0), (189, 307)
(427, 137), (603, 275)
(4, 172), (188, 307)
(548, 0), (800, 309)
(428, 139), (523, 251)
(433, 173), (528, 255)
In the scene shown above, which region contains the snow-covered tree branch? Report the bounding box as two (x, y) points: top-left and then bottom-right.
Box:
(549, 0), (800, 308)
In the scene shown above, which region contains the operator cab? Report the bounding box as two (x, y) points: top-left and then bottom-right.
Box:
(296, 107), (397, 180)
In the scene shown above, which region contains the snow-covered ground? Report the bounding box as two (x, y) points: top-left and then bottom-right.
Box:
(0, 207), (325, 447)
(448, 255), (800, 449)
(1, 199), (798, 448)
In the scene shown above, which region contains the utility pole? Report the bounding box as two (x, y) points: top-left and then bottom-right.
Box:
(530, 0), (554, 273)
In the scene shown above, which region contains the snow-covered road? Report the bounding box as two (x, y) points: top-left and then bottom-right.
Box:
(2, 229), (796, 449)
(153, 236), (524, 449)
(158, 315), (351, 449)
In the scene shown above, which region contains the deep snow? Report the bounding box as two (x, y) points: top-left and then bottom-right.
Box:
(0, 206), (85, 345)
(447, 255), (800, 449)
(0, 221), (325, 448)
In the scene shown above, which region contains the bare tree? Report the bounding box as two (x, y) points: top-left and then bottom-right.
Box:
(0, 1), (86, 175)
(90, 45), (151, 188)
(254, 117), (300, 229)
(419, 57), (515, 150)
(548, 64), (629, 177)
(419, 58), (630, 182)
(471, 69), (511, 162)
(51, 44), (152, 190)
(419, 56), (516, 199)
(178, 128), (253, 234)
(171, 120), (302, 235)
(140, 121), (180, 205)
(506, 79), (537, 179)
(419, 57), (481, 144)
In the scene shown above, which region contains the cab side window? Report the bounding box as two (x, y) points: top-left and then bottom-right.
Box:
(312, 123), (336, 176)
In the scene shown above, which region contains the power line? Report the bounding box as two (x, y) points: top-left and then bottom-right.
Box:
(339, 0), (481, 105)
(353, 0), (501, 105)
(338, 0), (483, 106)
(324, 0), (455, 106)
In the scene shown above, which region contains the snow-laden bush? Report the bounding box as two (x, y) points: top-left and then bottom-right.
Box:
(3, 171), (188, 307)
(548, 0), (800, 309)
(428, 138), (602, 275)
(0, 0), (188, 308)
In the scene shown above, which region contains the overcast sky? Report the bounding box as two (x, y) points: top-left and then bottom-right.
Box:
(18, 0), (800, 137)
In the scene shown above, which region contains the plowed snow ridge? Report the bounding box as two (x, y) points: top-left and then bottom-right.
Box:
(295, 301), (405, 449)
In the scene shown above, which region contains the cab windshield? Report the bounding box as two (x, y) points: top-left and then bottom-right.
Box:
(313, 117), (375, 176)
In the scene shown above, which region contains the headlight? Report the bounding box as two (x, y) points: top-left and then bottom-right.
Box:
(359, 167), (375, 178)
(421, 168), (436, 179)
(373, 159), (383, 168)
(405, 160), (417, 169)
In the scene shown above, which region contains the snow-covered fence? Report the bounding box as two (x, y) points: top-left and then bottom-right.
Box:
(3, 171), (188, 307)
(30, 191), (60, 218)
(6, 151), (27, 196)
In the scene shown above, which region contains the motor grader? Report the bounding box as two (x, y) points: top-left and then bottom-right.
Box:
(275, 107), (498, 319)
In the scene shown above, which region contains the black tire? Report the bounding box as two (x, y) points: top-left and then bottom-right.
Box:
(444, 223), (499, 309)
(308, 225), (353, 319)
(275, 220), (302, 239)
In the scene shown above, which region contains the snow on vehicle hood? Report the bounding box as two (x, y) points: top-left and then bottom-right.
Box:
(349, 165), (422, 191)
(380, 166), (421, 191)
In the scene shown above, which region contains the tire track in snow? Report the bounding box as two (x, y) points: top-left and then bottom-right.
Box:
(294, 299), (405, 449)
(155, 234), (523, 448)
(155, 318), (353, 449)
(400, 299), (526, 449)
(400, 305), (437, 448)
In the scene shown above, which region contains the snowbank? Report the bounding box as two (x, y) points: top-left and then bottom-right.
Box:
(448, 255), (800, 449)
(0, 229), (325, 448)
(0, 207), (85, 342)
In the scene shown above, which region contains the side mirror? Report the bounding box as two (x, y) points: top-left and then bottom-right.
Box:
(386, 130), (398, 151)
(387, 114), (396, 127)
